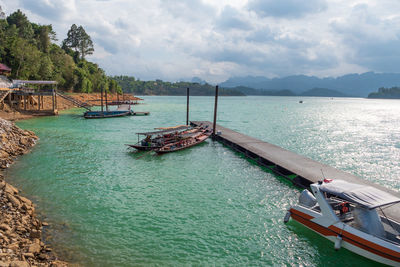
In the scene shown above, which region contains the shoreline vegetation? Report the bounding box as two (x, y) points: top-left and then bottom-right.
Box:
(368, 87), (400, 99)
(0, 118), (66, 266)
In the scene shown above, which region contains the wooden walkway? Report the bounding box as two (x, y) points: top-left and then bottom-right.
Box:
(191, 121), (400, 218)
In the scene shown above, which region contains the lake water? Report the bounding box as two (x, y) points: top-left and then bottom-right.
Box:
(7, 96), (400, 266)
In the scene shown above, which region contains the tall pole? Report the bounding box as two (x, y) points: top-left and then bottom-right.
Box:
(186, 87), (189, 125)
(212, 85), (219, 139)
(105, 89), (108, 111)
(101, 88), (104, 112)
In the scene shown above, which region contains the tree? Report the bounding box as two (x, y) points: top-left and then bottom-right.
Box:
(0, 5), (5, 20)
(6, 10), (33, 39)
(76, 26), (94, 59)
(62, 24), (79, 52)
(62, 24), (94, 59)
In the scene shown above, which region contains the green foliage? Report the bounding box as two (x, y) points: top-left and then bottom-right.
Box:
(368, 87), (400, 99)
(112, 76), (244, 96)
(0, 9), (115, 93)
(62, 24), (94, 59)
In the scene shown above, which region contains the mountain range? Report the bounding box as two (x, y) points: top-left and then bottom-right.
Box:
(219, 72), (400, 97)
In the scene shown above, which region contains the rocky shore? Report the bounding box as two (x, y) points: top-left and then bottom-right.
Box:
(0, 118), (66, 266)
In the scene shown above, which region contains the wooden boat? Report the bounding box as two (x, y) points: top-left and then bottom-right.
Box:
(83, 110), (133, 119)
(155, 130), (209, 154)
(126, 125), (193, 151)
(285, 179), (400, 266)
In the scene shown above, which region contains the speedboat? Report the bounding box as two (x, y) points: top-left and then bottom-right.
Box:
(285, 179), (400, 266)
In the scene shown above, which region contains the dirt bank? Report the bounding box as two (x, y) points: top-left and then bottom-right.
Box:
(0, 118), (67, 266)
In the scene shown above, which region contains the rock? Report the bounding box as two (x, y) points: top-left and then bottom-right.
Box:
(29, 229), (41, 239)
(17, 196), (32, 207)
(4, 183), (18, 195)
(28, 243), (41, 254)
(23, 252), (34, 258)
(42, 221), (49, 226)
(7, 194), (21, 208)
(0, 224), (11, 232)
(7, 242), (19, 251)
(38, 253), (49, 260)
(9, 261), (30, 267)
(0, 262), (10, 267)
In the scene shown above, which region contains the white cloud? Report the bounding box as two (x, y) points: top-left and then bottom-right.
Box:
(1, 0), (400, 82)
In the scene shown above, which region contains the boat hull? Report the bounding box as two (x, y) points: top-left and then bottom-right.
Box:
(83, 110), (132, 119)
(289, 207), (400, 266)
(126, 144), (161, 151)
(156, 134), (209, 154)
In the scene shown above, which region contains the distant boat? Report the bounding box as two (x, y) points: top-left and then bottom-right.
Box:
(155, 130), (210, 154)
(299, 100), (303, 103)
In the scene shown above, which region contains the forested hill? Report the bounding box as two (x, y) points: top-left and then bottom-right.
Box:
(112, 76), (244, 96)
(0, 8), (121, 93)
(368, 87), (400, 99)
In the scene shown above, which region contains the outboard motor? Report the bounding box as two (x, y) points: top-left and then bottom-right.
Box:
(299, 189), (317, 208)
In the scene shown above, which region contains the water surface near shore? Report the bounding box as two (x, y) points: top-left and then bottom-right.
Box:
(7, 96), (400, 266)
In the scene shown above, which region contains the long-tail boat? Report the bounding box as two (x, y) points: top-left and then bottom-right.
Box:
(126, 125), (193, 151)
(155, 129), (210, 154)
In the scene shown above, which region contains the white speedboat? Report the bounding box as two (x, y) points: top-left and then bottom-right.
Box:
(285, 179), (400, 266)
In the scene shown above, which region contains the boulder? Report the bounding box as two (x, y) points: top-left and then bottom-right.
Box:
(9, 261), (30, 267)
(28, 243), (41, 254)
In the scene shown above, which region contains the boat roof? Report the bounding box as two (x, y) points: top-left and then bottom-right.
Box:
(136, 125), (190, 135)
(319, 180), (400, 209)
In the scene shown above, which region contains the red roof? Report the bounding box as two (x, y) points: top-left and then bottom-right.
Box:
(0, 63), (11, 72)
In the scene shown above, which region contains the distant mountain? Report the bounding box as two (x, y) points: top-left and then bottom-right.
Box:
(300, 88), (349, 97)
(232, 86), (296, 96)
(220, 72), (400, 97)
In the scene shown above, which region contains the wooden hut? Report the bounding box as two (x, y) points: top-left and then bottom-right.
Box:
(0, 63), (11, 76)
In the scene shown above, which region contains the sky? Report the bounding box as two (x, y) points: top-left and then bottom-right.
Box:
(1, 0), (400, 83)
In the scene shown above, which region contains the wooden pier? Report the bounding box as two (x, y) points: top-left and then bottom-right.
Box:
(191, 121), (400, 218)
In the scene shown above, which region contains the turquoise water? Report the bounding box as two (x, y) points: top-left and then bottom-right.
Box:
(6, 96), (400, 266)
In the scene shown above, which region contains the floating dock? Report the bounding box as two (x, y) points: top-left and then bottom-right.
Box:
(191, 121), (400, 218)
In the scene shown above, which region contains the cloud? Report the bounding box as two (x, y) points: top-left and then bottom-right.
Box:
(248, 0), (327, 18)
(160, 0), (216, 22)
(330, 3), (400, 72)
(18, 0), (76, 21)
(215, 6), (252, 31)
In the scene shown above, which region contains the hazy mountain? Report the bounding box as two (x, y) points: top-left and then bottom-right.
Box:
(300, 88), (349, 97)
(232, 86), (296, 96)
(220, 72), (400, 97)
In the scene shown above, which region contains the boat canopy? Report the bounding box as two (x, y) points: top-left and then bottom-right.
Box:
(319, 180), (400, 209)
(136, 125), (190, 136)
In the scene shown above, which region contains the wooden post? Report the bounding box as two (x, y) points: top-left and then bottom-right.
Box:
(101, 88), (104, 112)
(54, 86), (58, 110)
(38, 95), (40, 110)
(117, 93), (119, 107)
(186, 87), (189, 125)
(8, 92), (11, 106)
(105, 89), (108, 111)
(52, 88), (55, 112)
(212, 85), (219, 139)
(24, 95), (27, 111)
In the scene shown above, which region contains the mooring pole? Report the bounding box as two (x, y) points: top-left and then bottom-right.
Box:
(105, 89), (108, 111)
(101, 88), (104, 112)
(212, 85), (219, 139)
(186, 87), (189, 125)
